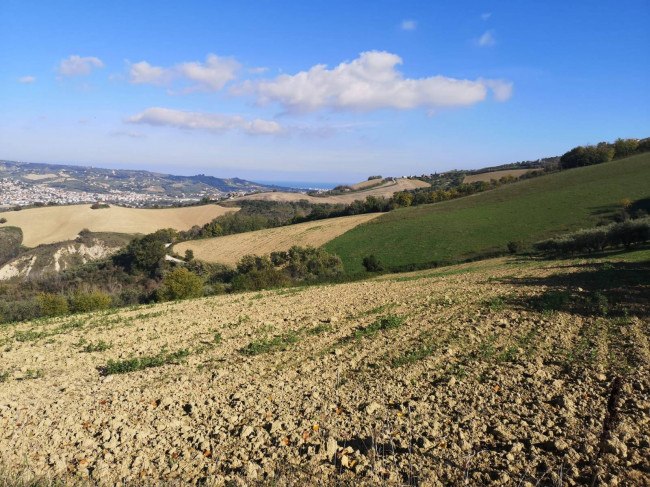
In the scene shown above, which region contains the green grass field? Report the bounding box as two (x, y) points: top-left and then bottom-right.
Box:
(324, 152), (650, 273)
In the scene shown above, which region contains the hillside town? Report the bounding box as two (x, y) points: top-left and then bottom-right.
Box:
(0, 178), (207, 207)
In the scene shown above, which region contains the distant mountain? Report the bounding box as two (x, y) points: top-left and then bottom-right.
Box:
(0, 160), (294, 206)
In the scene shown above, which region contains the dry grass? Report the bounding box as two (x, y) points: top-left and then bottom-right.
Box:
(3, 205), (238, 247)
(22, 173), (58, 181)
(463, 169), (532, 183)
(174, 213), (381, 265)
(237, 178), (430, 204)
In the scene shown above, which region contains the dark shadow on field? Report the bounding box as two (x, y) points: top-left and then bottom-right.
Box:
(501, 260), (650, 317)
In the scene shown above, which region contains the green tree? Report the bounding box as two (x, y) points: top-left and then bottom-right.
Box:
(614, 138), (639, 158)
(161, 268), (203, 300)
(392, 191), (413, 208)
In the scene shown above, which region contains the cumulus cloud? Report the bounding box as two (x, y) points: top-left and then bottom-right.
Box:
(125, 107), (283, 135)
(477, 30), (496, 47)
(400, 20), (417, 31)
(232, 51), (512, 113)
(128, 61), (170, 85)
(481, 13), (492, 20)
(127, 54), (240, 93)
(57, 55), (104, 76)
(19, 76), (36, 83)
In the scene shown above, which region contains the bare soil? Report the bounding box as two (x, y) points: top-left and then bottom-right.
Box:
(0, 256), (648, 486)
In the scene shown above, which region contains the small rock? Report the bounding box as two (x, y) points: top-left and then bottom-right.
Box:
(326, 437), (338, 462)
(365, 402), (381, 415)
(241, 425), (254, 439)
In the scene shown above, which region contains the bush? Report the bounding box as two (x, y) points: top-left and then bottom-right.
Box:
(362, 254), (384, 272)
(507, 241), (523, 254)
(534, 217), (650, 254)
(69, 291), (112, 313)
(0, 218), (6, 224)
(160, 267), (203, 300)
(37, 293), (70, 317)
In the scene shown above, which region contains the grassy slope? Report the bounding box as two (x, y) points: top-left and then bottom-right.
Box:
(325, 153), (650, 273)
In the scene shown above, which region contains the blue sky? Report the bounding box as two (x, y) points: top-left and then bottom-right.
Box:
(1, 0), (648, 183)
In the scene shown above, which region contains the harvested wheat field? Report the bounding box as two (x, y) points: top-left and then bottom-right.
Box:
(463, 169), (533, 184)
(2, 205), (237, 247)
(237, 178), (430, 205)
(174, 213), (381, 266)
(1, 252), (649, 486)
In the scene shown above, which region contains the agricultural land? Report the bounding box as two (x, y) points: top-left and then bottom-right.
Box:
(325, 152), (650, 272)
(1, 204), (237, 247)
(174, 213), (381, 266)
(0, 250), (648, 485)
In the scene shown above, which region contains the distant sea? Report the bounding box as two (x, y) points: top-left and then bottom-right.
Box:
(253, 180), (342, 190)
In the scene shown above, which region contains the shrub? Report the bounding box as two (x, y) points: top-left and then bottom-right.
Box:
(0, 218), (6, 224)
(69, 291), (112, 313)
(161, 267), (203, 300)
(37, 293), (70, 317)
(362, 254), (384, 272)
(507, 240), (523, 254)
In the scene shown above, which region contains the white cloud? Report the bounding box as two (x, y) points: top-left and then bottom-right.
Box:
(232, 51), (512, 113)
(128, 61), (170, 85)
(110, 130), (146, 138)
(484, 79), (513, 101)
(481, 13), (492, 20)
(19, 76), (36, 83)
(125, 107), (283, 135)
(57, 55), (104, 76)
(128, 54), (240, 93)
(248, 67), (269, 74)
(400, 20), (417, 31)
(477, 30), (496, 47)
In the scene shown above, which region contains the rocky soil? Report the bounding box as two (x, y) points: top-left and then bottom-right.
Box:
(1, 256), (648, 486)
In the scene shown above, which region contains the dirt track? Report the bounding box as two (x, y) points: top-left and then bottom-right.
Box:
(0, 256), (648, 485)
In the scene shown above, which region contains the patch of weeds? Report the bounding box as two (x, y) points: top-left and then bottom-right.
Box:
(24, 369), (44, 380)
(241, 331), (300, 356)
(477, 335), (497, 359)
(0, 371), (9, 382)
(103, 348), (190, 375)
(213, 332), (222, 344)
(14, 330), (48, 342)
(450, 363), (466, 379)
(481, 295), (509, 313)
(353, 314), (406, 340)
(517, 326), (539, 356)
(530, 290), (571, 314)
(307, 324), (332, 335)
(224, 315), (251, 329)
(498, 345), (519, 363)
(392, 344), (435, 367)
(81, 340), (112, 353)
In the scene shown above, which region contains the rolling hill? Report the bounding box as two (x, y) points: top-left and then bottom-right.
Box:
(324, 152), (650, 273)
(1, 204), (237, 247)
(174, 213), (381, 266)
